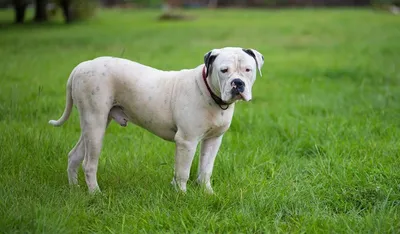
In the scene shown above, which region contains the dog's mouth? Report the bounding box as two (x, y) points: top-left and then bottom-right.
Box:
(231, 89), (244, 100)
(230, 83), (250, 101)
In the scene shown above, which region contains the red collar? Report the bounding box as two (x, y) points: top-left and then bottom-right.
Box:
(202, 66), (230, 110)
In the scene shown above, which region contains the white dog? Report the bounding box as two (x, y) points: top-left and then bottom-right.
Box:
(49, 47), (264, 194)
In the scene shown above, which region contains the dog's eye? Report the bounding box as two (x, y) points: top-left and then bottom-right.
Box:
(245, 68), (251, 72)
(220, 68), (228, 73)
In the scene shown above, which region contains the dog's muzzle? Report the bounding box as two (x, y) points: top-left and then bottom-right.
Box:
(231, 79), (246, 99)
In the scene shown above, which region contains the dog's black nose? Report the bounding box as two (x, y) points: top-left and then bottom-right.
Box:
(232, 79), (245, 93)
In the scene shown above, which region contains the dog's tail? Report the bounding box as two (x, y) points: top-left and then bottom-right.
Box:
(48, 68), (76, 127)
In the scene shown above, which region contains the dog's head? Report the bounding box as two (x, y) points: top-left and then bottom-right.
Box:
(204, 47), (264, 104)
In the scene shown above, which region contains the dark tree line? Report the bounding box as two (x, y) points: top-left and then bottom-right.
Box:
(10, 0), (95, 24)
(11, 0), (48, 23)
(7, 0), (379, 25)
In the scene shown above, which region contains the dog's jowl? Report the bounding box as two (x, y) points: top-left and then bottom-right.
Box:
(49, 47), (264, 194)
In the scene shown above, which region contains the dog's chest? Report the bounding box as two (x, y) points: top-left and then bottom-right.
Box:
(203, 109), (233, 138)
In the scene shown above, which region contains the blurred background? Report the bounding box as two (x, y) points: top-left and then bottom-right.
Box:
(0, 0), (399, 24)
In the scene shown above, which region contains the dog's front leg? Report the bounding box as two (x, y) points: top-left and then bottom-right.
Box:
(196, 135), (223, 194)
(172, 133), (198, 193)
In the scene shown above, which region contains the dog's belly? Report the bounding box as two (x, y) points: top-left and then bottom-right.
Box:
(116, 92), (177, 142)
(124, 109), (177, 141)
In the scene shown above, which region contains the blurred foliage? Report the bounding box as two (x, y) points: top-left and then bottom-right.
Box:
(62, 0), (97, 21)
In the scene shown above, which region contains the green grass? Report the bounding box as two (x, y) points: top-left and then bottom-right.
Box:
(1, 8), (399, 233)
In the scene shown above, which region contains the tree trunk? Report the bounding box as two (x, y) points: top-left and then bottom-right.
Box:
(13, 1), (27, 24)
(60, 0), (72, 23)
(34, 0), (48, 22)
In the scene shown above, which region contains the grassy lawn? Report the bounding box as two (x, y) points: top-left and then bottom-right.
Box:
(0, 8), (399, 233)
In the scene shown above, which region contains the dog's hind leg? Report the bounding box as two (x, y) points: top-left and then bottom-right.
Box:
(67, 135), (84, 185)
(68, 118), (113, 187)
(80, 109), (109, 193)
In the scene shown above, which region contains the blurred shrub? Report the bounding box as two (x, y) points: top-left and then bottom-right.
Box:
(68, 0), (97, 20)
(53, 0), (97, 23)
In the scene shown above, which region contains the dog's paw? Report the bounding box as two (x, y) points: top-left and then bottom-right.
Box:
(196, 179), (214, 195)
(171, 178), (187, 193)
(88, 186), (101, 195)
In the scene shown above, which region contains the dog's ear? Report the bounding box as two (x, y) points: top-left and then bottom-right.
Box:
(204, 49), (220, 77)
(243, 48), (264, 77)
